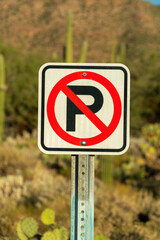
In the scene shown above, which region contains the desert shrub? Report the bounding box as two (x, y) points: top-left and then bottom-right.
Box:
(0, 216), (14, 238)
(113, 123), (160, 196)
(0, 170), (69, 209)
(0, 131), (72, 182)
(0, 143), (38, 177)
(0, 128), (160, 239)
(110, 228), (145, 240)
(0, 176), (160, 239)
(0, 39), (48, 135)
(94, 181), (160, 240)
(42, 154), (71, 177)
(128, 48), (160, 133)
(0, 133), (41, 178)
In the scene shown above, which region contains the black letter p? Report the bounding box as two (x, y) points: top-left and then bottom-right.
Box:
(66, 85), (103, 131)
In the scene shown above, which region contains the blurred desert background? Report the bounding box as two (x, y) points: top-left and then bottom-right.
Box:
(0, 0), (160, 239)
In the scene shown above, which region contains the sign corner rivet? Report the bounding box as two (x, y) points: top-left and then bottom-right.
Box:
(81, 140), (86, 146)
(82, 72), (87, 77)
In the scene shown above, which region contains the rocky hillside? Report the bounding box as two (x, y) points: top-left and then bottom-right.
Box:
(0, 0), (160, 62)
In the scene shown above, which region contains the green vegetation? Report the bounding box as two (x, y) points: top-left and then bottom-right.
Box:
(114, 123), (160, 196)
(65, 12), (73, 63)
(100, 156), (114, 186)
(41, 208), (55, 225)
(0, 54), (6, 140)
(17, 209), (68, 240)
(95, 235), (110, 240)
(0, 39), (47, 134)
(41, 228), (68, 240)
(17, 222), (28, 240)
(78, 41), (88, 63)
(20, 218), (38, 238)
(41, 231), (56, 240)
(128, 47), (160, 133)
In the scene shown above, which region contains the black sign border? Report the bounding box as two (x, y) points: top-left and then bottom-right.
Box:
(40, 65), (129, 153)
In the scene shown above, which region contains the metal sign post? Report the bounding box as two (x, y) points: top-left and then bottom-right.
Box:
(38, 63), (130, 240)
(70, 155), (94, 240)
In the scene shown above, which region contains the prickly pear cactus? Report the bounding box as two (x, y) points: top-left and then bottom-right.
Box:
(52, 227), (68, 240)
(16, 221), (28, 240)
(95, 234), (110, 240)
(41, 231), (55, 240)
(16, 209), (68, 240)
(58, 227), (68, 240)
(21, 217), (38, 238)
(41, 208), (55, 225)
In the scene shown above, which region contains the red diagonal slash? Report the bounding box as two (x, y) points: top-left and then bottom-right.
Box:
(62, 84), (108, 133)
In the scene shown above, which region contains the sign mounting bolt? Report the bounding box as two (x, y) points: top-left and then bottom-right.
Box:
(82, 72), (87, 77)
(81, 140), (86, 146)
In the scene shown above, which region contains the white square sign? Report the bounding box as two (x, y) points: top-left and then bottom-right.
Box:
(38, 63), (130, 155)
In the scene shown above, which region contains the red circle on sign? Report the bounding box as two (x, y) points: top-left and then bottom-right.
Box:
(47, 71), (122, 146)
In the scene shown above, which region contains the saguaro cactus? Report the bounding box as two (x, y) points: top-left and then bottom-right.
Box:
(53, 12), (88, 63)
(0, 54), (6, 141)
(78, 41), (88, 63)
(64, 12), (88, 63)
(110, 36), (126, 64)
(100, 156), (114, 186)
(100, 39), (126, 186)
(66, 12), (73, 63)
(110, 36), (117, 63)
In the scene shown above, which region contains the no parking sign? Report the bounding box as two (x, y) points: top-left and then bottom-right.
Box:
(38, 63), (130, 155)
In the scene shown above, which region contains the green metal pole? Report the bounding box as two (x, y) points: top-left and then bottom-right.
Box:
(71, 155), (94, 240)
